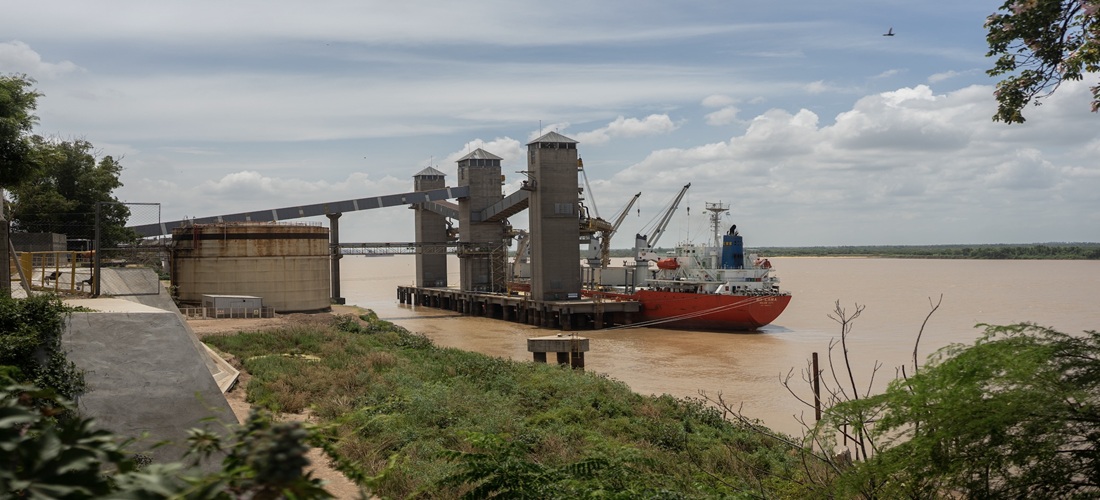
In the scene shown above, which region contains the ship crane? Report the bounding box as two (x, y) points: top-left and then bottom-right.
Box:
(635, 183), (690, 262)
(589, 192), (642, 268)
(607, 192), (641, 244)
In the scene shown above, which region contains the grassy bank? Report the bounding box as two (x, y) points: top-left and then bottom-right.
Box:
(204, 313), (809, 498)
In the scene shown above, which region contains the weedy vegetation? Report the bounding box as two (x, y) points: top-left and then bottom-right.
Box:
(205, 313), (807, 498)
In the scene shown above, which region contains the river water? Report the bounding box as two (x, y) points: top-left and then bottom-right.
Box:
(339, 255), (1100, 436)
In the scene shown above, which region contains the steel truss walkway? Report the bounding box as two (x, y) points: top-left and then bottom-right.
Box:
(129, 186), (470, 237)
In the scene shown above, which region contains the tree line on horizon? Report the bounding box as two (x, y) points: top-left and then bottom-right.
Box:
(753, 243), (1100, 260)
(607, 242), (1100, 260)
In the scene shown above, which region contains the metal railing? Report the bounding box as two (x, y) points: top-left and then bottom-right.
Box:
(11, 251), (95, 294)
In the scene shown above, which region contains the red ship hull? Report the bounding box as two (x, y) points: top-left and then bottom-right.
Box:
(589, 289), (791, 331)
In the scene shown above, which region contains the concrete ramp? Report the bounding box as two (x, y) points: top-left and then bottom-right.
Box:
(71, 267), (240, 393)
(99, 267), (166, 302)
(63, 300), (239, 465)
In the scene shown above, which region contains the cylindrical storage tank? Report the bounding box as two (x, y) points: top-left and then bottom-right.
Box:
(171, 223), (331, 312)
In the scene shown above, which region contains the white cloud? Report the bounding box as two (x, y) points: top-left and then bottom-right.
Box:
(443, 137), (525, 171)
(805, 80), (830, 94)
(702, 94), (735, 108)
(879, 85), (939, 107)
(736, 108), (820, 158)
(603, 82), (1100, 244)
(528, 123), (571, 142)
(984, 149), (1059, 190)
(928, 70), (960, 83)
(705, 106), (740, 126)
(0, 40), (81, 78)
(574, 114), (680, 145)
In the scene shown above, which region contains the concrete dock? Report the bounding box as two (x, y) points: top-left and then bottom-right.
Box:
(397, 285), (640, 330)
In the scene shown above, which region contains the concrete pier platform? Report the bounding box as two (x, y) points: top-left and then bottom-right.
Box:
(397, 285), (640, 330)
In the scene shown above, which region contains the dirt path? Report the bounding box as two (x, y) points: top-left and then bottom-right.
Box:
(190, 306), (366, 499)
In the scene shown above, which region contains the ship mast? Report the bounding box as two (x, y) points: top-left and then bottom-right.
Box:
(705, 202), (729, 248)
(705, 202), (729, 269)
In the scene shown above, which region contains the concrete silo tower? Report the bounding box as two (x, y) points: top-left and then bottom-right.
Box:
(526, 132), (581, 301)
(457, 148), (507, 292)
(413, 166), (449, 287)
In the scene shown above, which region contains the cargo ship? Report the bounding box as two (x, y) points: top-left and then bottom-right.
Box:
(584, 193), (791, 331)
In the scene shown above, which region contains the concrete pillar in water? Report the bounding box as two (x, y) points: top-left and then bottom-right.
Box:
(527, 335), (589, 370)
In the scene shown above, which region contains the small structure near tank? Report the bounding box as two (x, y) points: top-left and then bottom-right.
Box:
(527, 334), (589, 370)
(201, 294), (266, 318)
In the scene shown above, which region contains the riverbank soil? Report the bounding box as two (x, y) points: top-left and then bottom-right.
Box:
(188, 305), (366, 499)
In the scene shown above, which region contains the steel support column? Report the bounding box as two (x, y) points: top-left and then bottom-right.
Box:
(328, 213), (345, 305)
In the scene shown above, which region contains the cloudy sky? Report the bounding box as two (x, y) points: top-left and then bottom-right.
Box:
(3, 1), (1098, 246)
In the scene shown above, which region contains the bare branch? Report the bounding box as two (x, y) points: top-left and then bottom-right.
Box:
(912, 294), (943, 374)
(865, 360), (883, 398)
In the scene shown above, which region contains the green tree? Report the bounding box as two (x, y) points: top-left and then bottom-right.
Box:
(836, 323), (1100, 498)
(0, 75), (42, 297)
(0, 74), (40, 188)
(10, 137), (134, 248)
(986, 0), (1100, 123)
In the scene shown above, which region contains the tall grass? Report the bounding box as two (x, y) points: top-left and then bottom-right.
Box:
(204, 314), (806, 498)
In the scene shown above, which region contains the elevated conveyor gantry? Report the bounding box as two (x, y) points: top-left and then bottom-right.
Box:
(478, 190), (530, 223)
(127, 185), (471, 305)
(129, 186), (469, 237)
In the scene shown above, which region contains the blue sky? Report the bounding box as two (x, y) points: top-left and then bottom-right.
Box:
(3, 0), (1098, 246)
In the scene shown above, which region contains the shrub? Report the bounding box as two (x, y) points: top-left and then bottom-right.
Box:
(0, 382), (342, 498)
(0, 294), (85, 411)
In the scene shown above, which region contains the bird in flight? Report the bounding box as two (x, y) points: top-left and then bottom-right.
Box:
(883, 27), (895, 36)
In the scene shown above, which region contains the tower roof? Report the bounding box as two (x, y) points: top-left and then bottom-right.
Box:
(413, 166), (446, 177)
(527, 131), (578, 146)
(457, 148), (502, 161)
